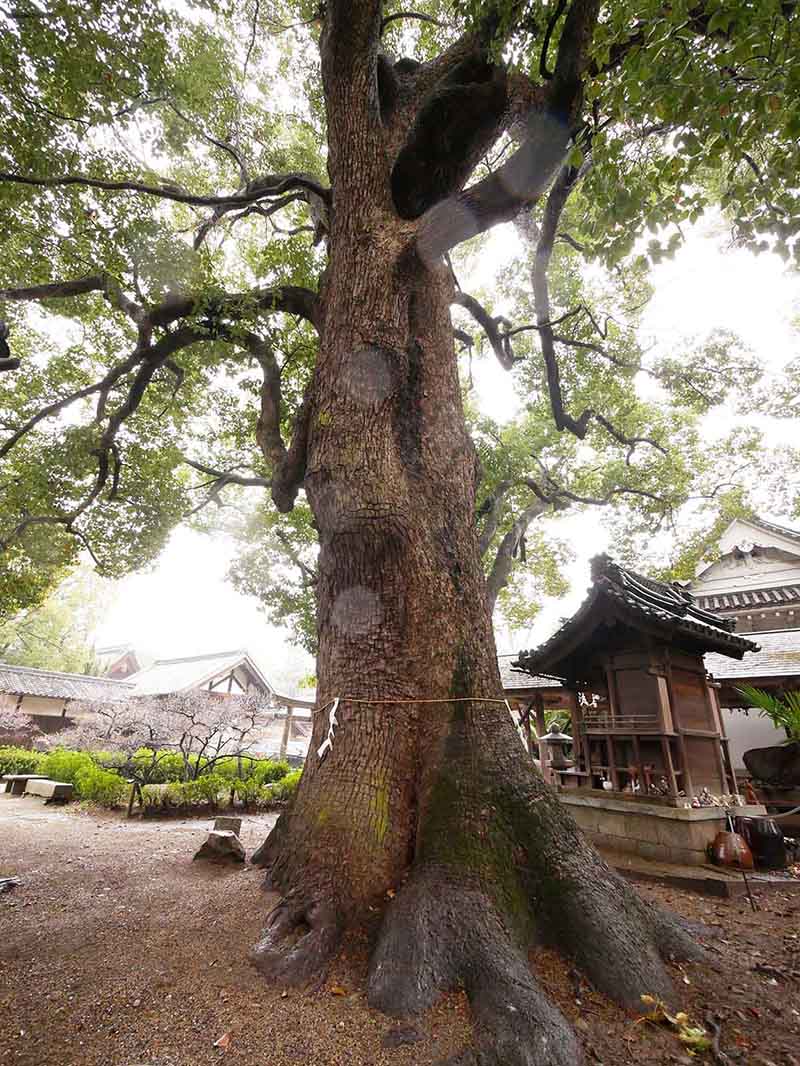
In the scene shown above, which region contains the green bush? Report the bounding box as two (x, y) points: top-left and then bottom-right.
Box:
(0, 745), (45, 776)
(74, 765), (127, 807)
(41, 749), (95, 785)
(256, 759), (291, 784)
(141, 783), (169, 808)
(269, 769), (301, 802)
(131, 748), (187, 783)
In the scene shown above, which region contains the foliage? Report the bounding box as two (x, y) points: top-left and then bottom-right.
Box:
(0, 0), (797, 634)
(638, 995), (712, 1054)
(255, 759), (291, 784)
(0, 744), (45, 776)
(40, 748), (96, 786)
(74, 763), (128, 807)
(0, 563), (114, 668)
(268, 769), (302, 802)
(736, 686), (800, 742)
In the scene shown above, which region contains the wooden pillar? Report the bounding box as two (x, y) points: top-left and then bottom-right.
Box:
(676, 733), (695, 801)
(721, 737), (738, 796)
(533, 692), (548, 780)
(279, 705), (294, 759)
(606, 736), (620, 791)
(632, 733), (647, 795)
(520, 700), (534, 757)
(660, 736), (680, 801)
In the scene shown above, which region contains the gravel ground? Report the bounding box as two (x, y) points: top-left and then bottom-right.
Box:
(1, 795), (798, 1066)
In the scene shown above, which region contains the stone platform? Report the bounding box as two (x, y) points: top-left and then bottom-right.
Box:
(561, 793), (767, 866)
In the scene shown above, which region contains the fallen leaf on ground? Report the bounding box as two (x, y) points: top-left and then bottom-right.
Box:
(330, 984), (347, 996)
(213, 1031), (232, 1050)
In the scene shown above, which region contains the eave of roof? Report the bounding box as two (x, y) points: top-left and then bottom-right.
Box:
(514, 555), (759, 683)
(0, 662), (133, 701)
(748, 516), (800, 545)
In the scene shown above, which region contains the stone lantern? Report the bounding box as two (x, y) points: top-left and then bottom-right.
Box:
(541, 723), (574, 772)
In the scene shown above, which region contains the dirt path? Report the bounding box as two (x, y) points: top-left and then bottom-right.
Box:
(1, 796), (798, 1065)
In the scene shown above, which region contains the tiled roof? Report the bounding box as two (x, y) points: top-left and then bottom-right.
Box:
(127, 650), (272, 696)
(705, 628), (800, 681)
(695, 585), (800, 612)
(0, 663), (133, 701)
(498, 653), (562, 691)
(515, 555), (759, 683)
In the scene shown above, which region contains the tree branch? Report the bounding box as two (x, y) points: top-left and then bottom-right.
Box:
(477, 479), (513, 557)
(0, 326), (204, 552)
(452, 291), (517, 371)
(485, 496), (552, 612)
(148, 284), (320, 332)
(380, 10), (443, 35)
(0, 274), (145, 324)
(530, 164), (666, 457)
(416, 0), (600, 260)
(0, 169), (329, 209)
(214, 328), (313, 514)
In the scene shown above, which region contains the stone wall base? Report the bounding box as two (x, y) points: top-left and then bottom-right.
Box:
(560, 794), (767, 866)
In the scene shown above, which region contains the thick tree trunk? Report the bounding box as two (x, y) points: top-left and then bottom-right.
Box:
(251, 212), (703, 1063)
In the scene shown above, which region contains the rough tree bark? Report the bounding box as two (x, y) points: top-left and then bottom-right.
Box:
(250, 3), (705, 1063)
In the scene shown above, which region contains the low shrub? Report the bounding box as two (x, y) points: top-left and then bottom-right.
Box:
(269, 769), (301, 802)
(74, 765), (128, 808)
(40, 749), (95, 786)
(255, 759), (291, 784)
(131, 748), (187, 783)
(0, 745), (45, 776)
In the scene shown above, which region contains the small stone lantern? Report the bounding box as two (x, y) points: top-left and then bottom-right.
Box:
(541, 723), (574, 772)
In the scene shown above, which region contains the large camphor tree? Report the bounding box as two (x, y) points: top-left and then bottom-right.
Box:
(1, 2), (799, 1062)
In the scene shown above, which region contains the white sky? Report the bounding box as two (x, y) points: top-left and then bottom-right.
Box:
(95, 214), (799, 683)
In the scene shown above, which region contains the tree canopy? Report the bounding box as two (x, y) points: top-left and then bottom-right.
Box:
(1, 0), (798, 628)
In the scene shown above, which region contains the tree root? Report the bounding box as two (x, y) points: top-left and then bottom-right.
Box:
(368, 871), (583, 1066)
(250, 890), (341, 985)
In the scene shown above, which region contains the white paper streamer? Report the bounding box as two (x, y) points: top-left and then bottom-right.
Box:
(317, 697), (340, 760)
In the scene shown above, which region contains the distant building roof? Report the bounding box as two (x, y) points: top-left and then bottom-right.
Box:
(498, 653), (562, 692)
(706, 628), (800, 682)
(515, 554), (759, 684)
(0, 663), (133, 702)
(127, 649), (273, 696)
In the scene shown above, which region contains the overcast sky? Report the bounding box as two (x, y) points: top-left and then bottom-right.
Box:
(96, 214), (800, 682)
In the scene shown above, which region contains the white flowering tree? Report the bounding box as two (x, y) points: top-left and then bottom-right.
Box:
(0, 700), (42, 747)
(50, 690), (278, 799)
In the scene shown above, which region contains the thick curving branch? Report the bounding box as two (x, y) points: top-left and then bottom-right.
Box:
(477, 479), (514, 558)
(416, 0), (600, 261)
(531, 165), (666, 457)
(452, 291), (517, 370)
(485, 496), (553, 612)
(215, 328), (313, 514)
(148, 284), (320, 332)
(0, 169), (329, 210)
(0, 274), (145, 325)
(380, 10), (443, 35)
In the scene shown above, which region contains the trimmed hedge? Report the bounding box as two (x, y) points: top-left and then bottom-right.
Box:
(0, 746), (45, 776)
(0, 744), (297, 810)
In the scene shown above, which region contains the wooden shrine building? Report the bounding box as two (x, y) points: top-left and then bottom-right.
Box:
(513, 555), (759, 806)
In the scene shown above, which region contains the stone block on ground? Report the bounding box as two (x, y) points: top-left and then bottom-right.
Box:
(193, 830), (245, 864)
(213, 816), (242, 836)
(24, 779), (73, 803)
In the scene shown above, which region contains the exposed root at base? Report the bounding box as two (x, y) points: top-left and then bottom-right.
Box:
(368, 872), (584, 1066)
(250, 890), (341, 985)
